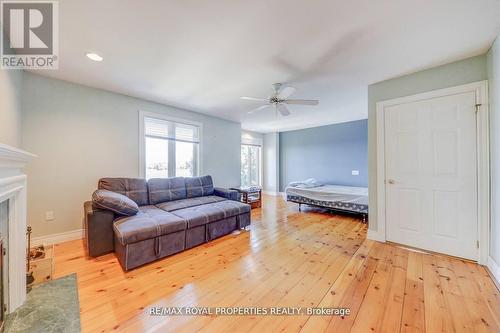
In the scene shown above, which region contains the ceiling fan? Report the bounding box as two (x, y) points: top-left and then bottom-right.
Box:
(241, 83), (319, 116)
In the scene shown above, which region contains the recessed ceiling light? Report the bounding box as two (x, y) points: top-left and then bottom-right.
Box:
(86, 53), (103, 62)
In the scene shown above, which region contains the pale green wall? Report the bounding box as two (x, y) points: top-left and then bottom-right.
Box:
(0, 29), (23, 148)
(0, 68), (23, 148)
(488, 37), (500, 264)
(368, 55), (488, 232)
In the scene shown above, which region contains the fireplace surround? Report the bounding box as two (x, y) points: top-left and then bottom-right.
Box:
(0, 143), (35, 313)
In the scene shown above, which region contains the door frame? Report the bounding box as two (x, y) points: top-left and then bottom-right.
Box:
(374, 80), (489, 264)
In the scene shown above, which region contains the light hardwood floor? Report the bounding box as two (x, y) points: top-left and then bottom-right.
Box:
(54, 195), (500, 332)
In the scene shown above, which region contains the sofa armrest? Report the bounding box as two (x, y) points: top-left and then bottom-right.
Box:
(84, 201), (115, 257)
(214, 187), (240, 201)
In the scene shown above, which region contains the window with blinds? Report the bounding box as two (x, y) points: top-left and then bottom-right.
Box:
(143, 116), (200, 179)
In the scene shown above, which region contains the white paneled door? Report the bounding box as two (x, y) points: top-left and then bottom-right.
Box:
(385, 91), (478, 260)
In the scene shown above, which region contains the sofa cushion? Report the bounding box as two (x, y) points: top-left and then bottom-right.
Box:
(172, 200), (251, 229)
(155, 195), (226, 212)
(185, 175), (214, 198)
(171, 206), (224, 229)
(214, 187), (240, 201)
(209, 200), (251, 217)
(148, 177), (187, 204)
(98, 178), (149, 206)
(92, 189), (139, 216)
(113, 205), (186, 245)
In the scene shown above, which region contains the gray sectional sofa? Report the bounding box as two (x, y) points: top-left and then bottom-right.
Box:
(84, 175), (251, 270)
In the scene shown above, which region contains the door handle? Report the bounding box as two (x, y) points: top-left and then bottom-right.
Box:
(387, 179), (395, 184)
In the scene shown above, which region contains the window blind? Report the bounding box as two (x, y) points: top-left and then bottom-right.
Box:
(144, 117), (199, 143)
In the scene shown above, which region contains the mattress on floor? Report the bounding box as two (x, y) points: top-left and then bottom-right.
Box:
(285, 185), (368, 213)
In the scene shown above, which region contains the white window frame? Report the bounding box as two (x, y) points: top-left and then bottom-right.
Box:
(241, 136), (263, 187)
(139, 110), (203, 178)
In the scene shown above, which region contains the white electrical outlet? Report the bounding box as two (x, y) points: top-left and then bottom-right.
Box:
(45, 211), (54, 221)
(351, 170), (360, 176)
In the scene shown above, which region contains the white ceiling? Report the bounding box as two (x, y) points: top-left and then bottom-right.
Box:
(33, 0), (500, 132)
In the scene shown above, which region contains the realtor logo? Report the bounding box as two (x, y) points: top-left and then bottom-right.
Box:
(1, 0), (58, 69)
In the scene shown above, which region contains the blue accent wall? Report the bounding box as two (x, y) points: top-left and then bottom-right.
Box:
(279, 119), (368, 191)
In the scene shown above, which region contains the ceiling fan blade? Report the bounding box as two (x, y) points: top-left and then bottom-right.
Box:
(277, 104), (290, 116)
(248, 104), (270, 114)
(284, 99), (319, 106)
(277, 86), (296, 99)
(240, 96), (268, 102)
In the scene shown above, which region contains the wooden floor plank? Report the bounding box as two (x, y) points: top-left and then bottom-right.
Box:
(349, 243), (397, 332)
(449, 258), (500, 332)
(400, 251), (425, 333)
(52, 195), (500, 333)
(377, 246), (408, 333)
(422, 251), (456, 333)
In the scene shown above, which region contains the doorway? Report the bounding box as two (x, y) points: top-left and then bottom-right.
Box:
(375, 81), (489, 262)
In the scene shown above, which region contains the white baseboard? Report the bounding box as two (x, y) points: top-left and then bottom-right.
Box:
(487, 256), (500, 288)
(367, 229), (386, 242)
(31, 229), (84, 246)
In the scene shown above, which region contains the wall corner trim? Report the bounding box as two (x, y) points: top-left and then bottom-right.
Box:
(487, 256), (500, 288)
(367, 229), (386, 242)
(32, 229), (84, 247)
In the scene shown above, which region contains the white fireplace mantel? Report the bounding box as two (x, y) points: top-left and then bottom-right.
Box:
(0, 143), (36, 313)
(0, 144), (36, 171)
